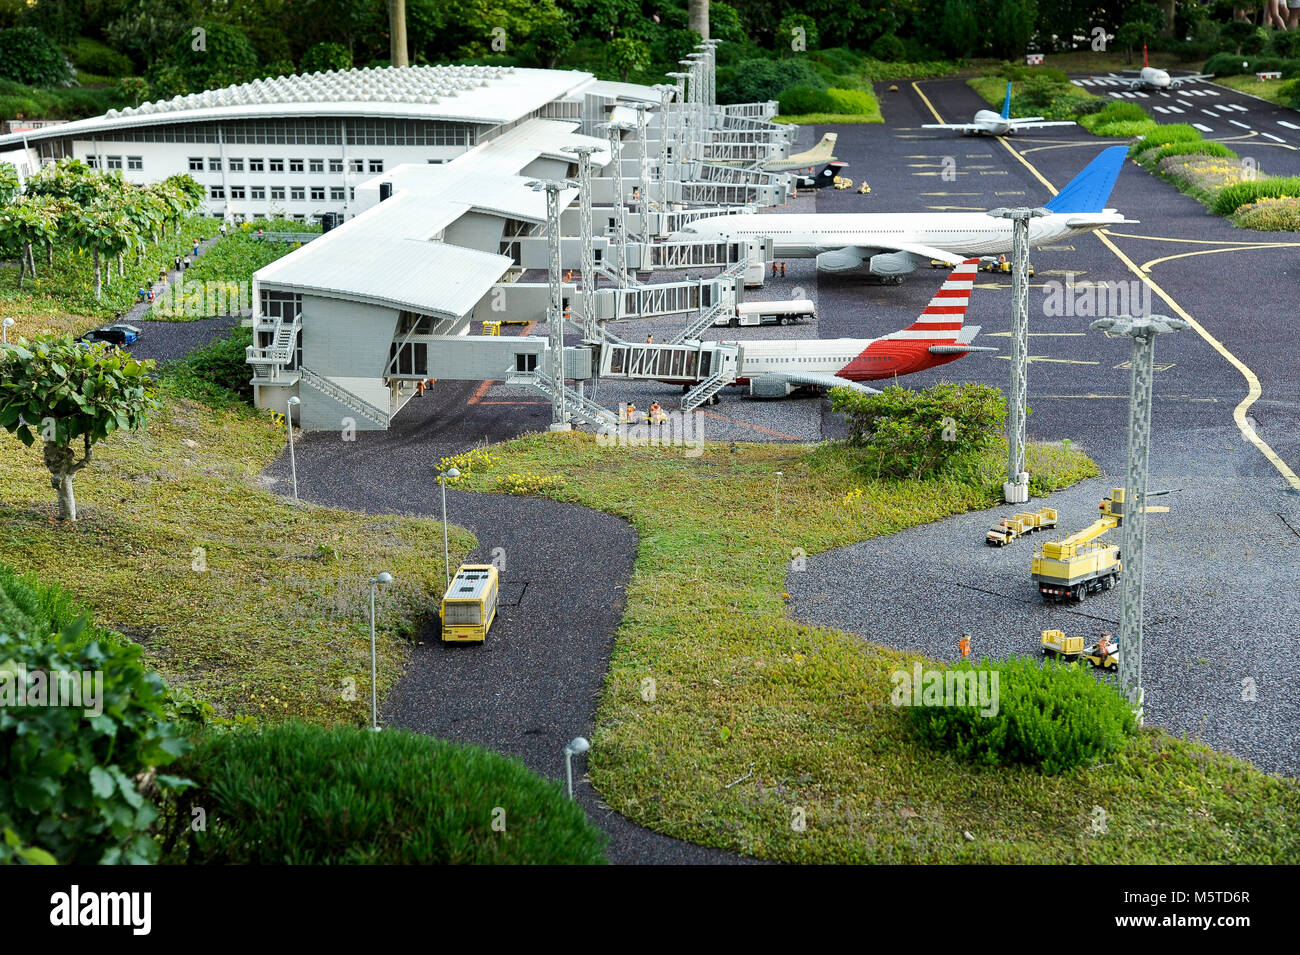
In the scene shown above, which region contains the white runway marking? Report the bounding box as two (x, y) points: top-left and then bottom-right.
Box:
(1278, 120), (1300, 129)
(1135, 91), (1149, 98)
(1230, 120), (1252, 129)
(1109, 92), (1123, 99)
(1153, 106), (1170, 113)
(1263, 132), (1288, 142)
(1201, 109), (1219, 117)
(1193, 123), (1213, 132)
(1165, 106), (1184, 113)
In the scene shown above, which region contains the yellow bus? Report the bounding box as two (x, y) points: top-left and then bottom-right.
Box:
(440, 564), (499, 643)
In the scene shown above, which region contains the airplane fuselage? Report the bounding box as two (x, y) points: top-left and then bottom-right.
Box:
(682, 212), (1096, 259)
(733, 336), (963, 383)
(970, 110), (1015, 135)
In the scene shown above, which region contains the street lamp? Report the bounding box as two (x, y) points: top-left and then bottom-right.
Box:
(368, 572), (393, 731)
(439, 466), (461, 590)
(1, 317), (13, 344)
(564, 736), (590, 799)
(286, 395), (300, 501)
(773, 470), (783, 521)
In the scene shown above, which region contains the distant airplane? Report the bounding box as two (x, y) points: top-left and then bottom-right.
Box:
(763, 132), (838, 171)
(1108, 45), (1214, 91)
(669, 259), (994, 398)
(677, 146), (1135, 281)
(921, 82), (1077, 136)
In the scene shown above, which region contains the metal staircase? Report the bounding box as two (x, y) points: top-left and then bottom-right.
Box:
(681, 364), (735, 412)
(299, 365), (392, 428)
(669, 302), (729, 344)
(505, 367), (617, 429)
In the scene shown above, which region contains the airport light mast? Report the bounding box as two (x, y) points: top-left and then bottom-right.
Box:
(529, 178), (572, 431)
(561, 144), (600, 342)
(988, 206), (1048, 504)
(1091, 314), (1187, 725)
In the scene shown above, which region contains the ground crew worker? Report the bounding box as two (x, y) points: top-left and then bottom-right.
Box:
(1096, 632), (1112, 661)
(959, 633), (971, 661)
(649, 402), (663, 424)
(415, 380), (427, 397)
(173, 255), (182, 271)
(779, 262), (787, 276)
(625, 402), (636, 423)
(646, 334), (653, 344)
(182, 256), (191, 270)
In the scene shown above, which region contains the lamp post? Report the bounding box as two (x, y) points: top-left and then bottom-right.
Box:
(2, 317), (13, 344)
(564, 736), (590, 799)
(773, 470), (783, 522)
(286, 395), (300, 501)
(368, 572), (393, 731)
(988, 206), (1049, 504)
(439, 466), (460, 590)
(1091, 314), (1186, 726)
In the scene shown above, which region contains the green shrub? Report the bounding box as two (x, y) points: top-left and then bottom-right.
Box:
(1269, 29), (1300, 59)
(1232, 195), (1300, 230)
(0, 94), (42, 120)
(0, 563), (127, 652)
(826, 87), (878, 115)
(163, 723), (608, 864)
(1210, 176), (1300, 215)
(1079, 99), (1149, 132)
(300, 41), (352, 74)
(905, 657), (1137, 775)
(1280, 77), (1300, 109)
(63, 36), (133, 78)
(718, 57), (824, 104)
(0, 27), (72, 86)
(1127, 122), (1204, 158)
(164, 325), (255, 405)
(1091, 118), (1161, 139)
(830, 382), (1006, 481)
(1203, 52), (1289, 77)
(0, 621), (191, 863)
(779, 84), (837, 115)
(868, 33), (906, 62)
(1136, 140), (1237, 166)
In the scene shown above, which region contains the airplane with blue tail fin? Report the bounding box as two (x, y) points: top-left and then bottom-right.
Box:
(678, 146), (1136, 281)
(921, 81), (1077, 136)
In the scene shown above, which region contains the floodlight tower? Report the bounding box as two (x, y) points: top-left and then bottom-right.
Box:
(701, 41), (722, 109)
(1091, 314), (1187, 725)
(529, 178), (572, 431)
(665, 71), (690, 184)
(651, 84), (677, 208)
(629, 103), (653, 231)
(988, 206), (1048, 504)
(562, 144), (600, 340)
(599, 121), (635, 284)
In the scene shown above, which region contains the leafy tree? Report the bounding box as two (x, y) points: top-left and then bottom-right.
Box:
(607, 35), (650, 81)
(117, 76), (148, 108)
(1220, 21), (1258, 58)
(524, 8), (574, 69)
(105, 0), (200, 72)
(0, 337), (161, 522)
(1116, 2), (1166, 62)
(937, 0), (979, 59)
(152, 20), (260, 95)
(709, 2), (747, 44)
(988, 0), (1039, 60)
(300, 41), (354, 74)
(0, 196), (61, 287)
(0, 27), (72, 86)
(0, 161), (18, 205)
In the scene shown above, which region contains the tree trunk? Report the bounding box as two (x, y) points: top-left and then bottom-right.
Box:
(46, 243), (53, 266)
(17, 253), (26, 288)
(54, 471), (77, 522)
(689, 0), (709, 40)
(118, 252), (125, 277)
(45, 437), (92, 522)
(93, 249), (102, 299)
(24, 242), (35, 279)
(389, 0), (409, 66)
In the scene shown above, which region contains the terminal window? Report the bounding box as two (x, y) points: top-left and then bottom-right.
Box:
(209, 157), (222, 171)
(230, 187), (246, 200)
(189, 157), (203, 171)
(330, 159), (344, 173)
(210, 186), (225, 199)
(249, 158), (264, 172)
(310, 187), (325, 201)
(251, 187), (266, 200)
(310, 159), (324, 173)
(330, 187), (344, 201)
(86, 156), (100, 168)
(229, 158), (244, 172)
(270, 186), (285, 200)
(368, 159), (383, 173)
(290, 187), (305, 201)
(106, 156), (122, 169)
(269, 159), (284, 172)
(127, 156), (142, 170)
(289, 159), (304, 173)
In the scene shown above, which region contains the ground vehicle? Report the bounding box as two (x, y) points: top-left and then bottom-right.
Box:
(986, 507), (1057, 546)
(1080, 635), (1120, 669)
(1040, 629), (1085, 659)
(1032, 490), (1125, 601)
(979, 257), (1034, 276)
(714, 299), (817, 328)
(76, 323), (140, 348)
(440, 564), (499, 643)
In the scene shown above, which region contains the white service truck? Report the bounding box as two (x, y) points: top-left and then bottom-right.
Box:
(714, 299), (817, 328)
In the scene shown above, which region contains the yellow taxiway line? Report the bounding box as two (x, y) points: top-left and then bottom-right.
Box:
(909, 81), (1300, 491)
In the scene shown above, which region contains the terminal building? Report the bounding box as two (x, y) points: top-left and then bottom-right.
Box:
(0, 56), (800, 432)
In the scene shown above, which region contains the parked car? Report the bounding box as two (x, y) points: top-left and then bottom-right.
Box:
(76, 324), (140, 348)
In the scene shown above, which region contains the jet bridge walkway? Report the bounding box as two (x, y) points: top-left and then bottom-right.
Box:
(597, 340), (740, 412)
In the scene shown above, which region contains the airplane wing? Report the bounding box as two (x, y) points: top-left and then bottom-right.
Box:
(768, 371), (881, 394)
(1008, 119), (1077, 129)
(920, 123), (984, 133)
(928, 326), (997, 354)
(1182, 73), (1215, 81)
(815, 240), (966, 272)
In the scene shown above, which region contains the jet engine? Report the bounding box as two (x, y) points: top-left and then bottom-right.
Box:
(867, 250), (922, 277)
(815, 247), (864, 272)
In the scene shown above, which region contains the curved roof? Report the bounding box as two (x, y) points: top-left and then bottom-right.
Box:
(0, 65), (596, 147)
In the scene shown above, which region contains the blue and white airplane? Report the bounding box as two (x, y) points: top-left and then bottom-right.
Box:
(678, 146), (1135, 281)
(922, 81), (1077, 136)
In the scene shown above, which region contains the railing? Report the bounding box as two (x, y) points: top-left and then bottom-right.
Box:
(669, 302), (730, 345)
(299, 365), (392, 428)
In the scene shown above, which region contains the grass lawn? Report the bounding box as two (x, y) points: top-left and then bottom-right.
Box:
(0, 381), (473, 725)
(967, 74), (1097, 117)
(1211, 75), (1295, 107)
(775, 110), (882, 125)
(450, 430), (1300, 863)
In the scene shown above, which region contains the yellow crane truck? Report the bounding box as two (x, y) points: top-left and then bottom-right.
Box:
(1031, 488), (1170, 602)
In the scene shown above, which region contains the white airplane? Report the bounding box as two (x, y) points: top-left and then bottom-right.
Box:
(1108, 45), (1214, 91)
(661, 259), (994, 398)
(678, 146), (1135, 281)
(763, 133), (838, 172)
(922, 82), (1076, 136)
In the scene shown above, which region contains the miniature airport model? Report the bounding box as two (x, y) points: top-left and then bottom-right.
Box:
(921, 82), (1078, 136)
(1105, 45), (1214, 91)
(1040, 630), (1120, 669)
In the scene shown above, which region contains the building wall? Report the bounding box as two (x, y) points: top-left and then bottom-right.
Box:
(441, 211), (505, 254)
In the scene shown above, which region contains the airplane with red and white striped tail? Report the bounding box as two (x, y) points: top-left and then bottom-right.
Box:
(706, 258), (993, 398)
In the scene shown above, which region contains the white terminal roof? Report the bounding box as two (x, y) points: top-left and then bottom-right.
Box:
(0, 65), (596, 147)
(255, 119), (612, 318)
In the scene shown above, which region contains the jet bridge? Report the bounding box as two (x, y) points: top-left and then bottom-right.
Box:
(597, 340), (740, 411)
